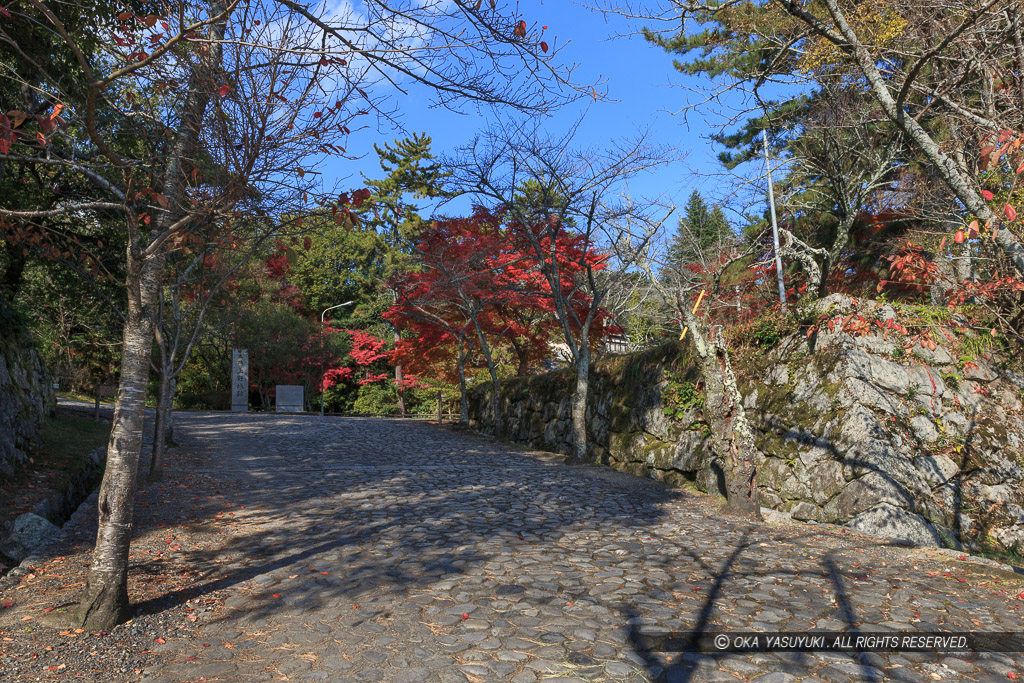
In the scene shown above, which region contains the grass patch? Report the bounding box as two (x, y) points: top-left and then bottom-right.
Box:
(38, 411), (111, 463)
(56, 390), (115, 405)
(973, 541), (1024, 572)
(0, 410), (110, 530)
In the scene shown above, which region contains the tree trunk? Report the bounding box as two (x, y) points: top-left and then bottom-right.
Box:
(953, 241), (975, 284)
(148, 368), (173, 481)
(470, 314), (501, 437)
(394, 329), (405, 416)
(683, 310), (762, 520)
(457, 341), (469, 426)
(72, 0), (228, 629)
(931, 251), (953, 305)
(510, 338), (530, 376)
(165, 377), (176, 444)
(485, 363), (502, 438)
(779, 230), (826, 298)
(569, 341), (590, 464)
(74, 250), (162, 629)
(820, 213), (855, 297)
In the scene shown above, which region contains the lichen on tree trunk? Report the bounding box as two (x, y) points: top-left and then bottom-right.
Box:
(682, 308), (762, 520)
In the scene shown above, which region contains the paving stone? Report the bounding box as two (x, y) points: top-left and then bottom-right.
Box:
(188, 663), (239, 678)
(496, 650), (530, 662)
(488, 661), (520, 677)
(700, 672), (747, 682)
(884, 667), (932, 683)
(526, 658), (567, 673)
(816, 665), (854, 683)
(458, 664), (491, 677)
(750, 674), (799, 683)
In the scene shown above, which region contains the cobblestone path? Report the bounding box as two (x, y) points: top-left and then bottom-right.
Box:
(126, 413), (1023, 683)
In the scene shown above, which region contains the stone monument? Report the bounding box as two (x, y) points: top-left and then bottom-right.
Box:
(276, 385), (304, 412)
(231, 349), (249, 412)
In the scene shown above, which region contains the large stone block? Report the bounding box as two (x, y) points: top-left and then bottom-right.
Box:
(840, 404), (887, 442)
(907, 366), (946, 400)
(804, 460), (846, 505)
(788, 500), (821, 522)
(909, 344), (954, 365)
(669, 431), (708, 472)
(840, 408), (930, 499)
(842, 347), (910, 395)
(847, 503), (942, 547)
(915, 454), (958, 487)
(844, 377), (905, 415)
(757, 457), (793, 493)
(780, 471), (812, 502)
(910, 415), (940, 443)
(823, 471), (916, 521)
(964, 362), (999, 382)
(0, 513), (60, 562)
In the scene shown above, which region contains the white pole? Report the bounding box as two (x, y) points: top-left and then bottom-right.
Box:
(763, 129), (787, 311)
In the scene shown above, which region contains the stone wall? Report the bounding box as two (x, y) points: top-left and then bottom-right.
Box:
(0, 304), (55, 478)
(469, 295), (1024, 551)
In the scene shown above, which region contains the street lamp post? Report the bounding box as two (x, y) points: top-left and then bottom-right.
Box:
(320, 301), (354, 417)
(763, 129), (787, 311)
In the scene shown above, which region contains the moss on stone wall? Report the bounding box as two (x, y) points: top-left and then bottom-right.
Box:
(468, 299), (1024, 552)
(1, 302), (55, 479)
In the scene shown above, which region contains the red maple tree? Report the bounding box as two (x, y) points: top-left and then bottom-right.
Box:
(386, 206), (615, 422)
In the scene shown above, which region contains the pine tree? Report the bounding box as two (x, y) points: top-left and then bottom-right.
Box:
(359, 133), (452, 416)
(361, 133), (451, 275)
(666, 190), (731, 269)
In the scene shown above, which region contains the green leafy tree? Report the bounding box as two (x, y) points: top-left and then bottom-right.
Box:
(290, 213), (386, 317)
(229, 296), (320, 410)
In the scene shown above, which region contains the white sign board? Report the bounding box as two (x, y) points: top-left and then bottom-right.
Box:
(276, 385), (304, 412)
(231, 349), (249, 412)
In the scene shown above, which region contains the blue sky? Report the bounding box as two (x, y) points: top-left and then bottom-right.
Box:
(321, 0), (764, 222)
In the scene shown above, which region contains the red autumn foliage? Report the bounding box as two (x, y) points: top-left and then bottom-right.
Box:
(346, 329), (389, 366)
(321, 366), (353, 391)
(386, 206), (615, 380)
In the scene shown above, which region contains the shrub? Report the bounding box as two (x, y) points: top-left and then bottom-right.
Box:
(728, 306), (798, 348)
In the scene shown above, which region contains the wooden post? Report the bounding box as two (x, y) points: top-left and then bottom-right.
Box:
(437, 390), (443, 424)
(95, 384), (101, 422)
